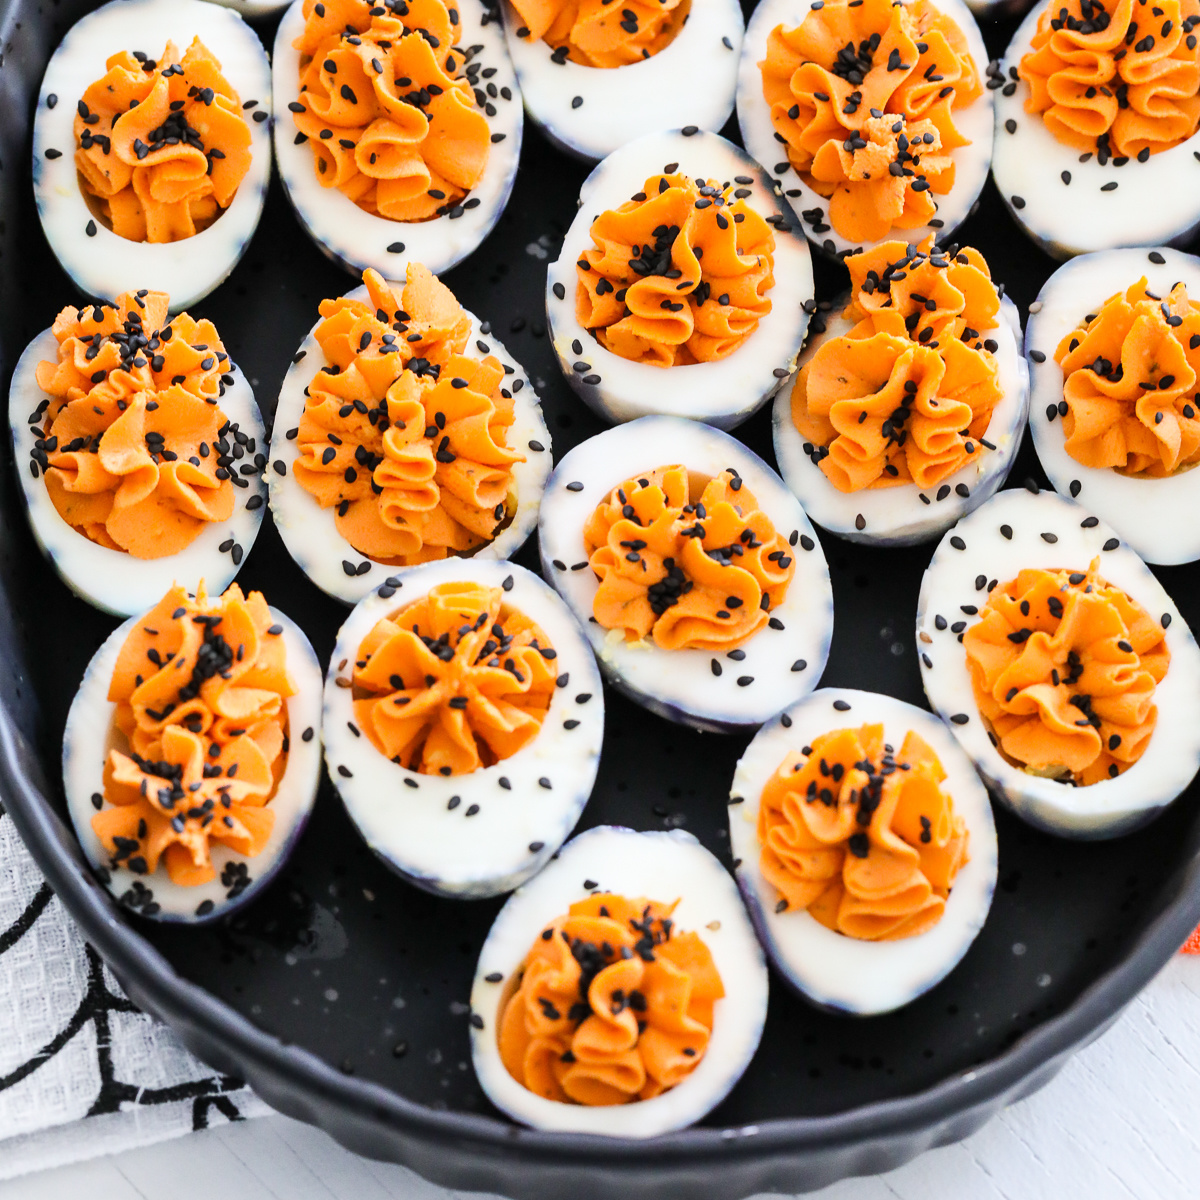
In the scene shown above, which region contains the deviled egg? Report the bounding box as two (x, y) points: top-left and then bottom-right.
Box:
(918, 486), (1200, 837)
(469, 825), (768, 1135)
(323, 558), (603, 898)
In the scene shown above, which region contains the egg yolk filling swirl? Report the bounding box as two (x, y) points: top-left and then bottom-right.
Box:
(508, 0), (691, 67)
(498, 893), (724, 1106)
(758, 723), (969, 940)
(964, 559), (1169, 784)
(292, 265), (524, 563)
(74, 39), (252, 244)
(290, 0), (491, 221)
(583, 465), (796, 651)
(351, 581), (556, 775)
(1019, 0), (1200, 161)
(1054, 277), (1200, 475)
(575, 171), (776, 366)
(760, 0), (981, 243)
(91, 582), (295, 889)
(33, 291), (240, 559)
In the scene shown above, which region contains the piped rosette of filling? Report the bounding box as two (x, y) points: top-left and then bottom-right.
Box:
(269, 263), (551, 605)
(546, 130), (815, 428)
(1027, 247), (1200, 564)
(773, 236), (1029, 545)
(737, 0), (993, 256)
(470, 825), (768, 1135)
(272, 0), (522, 276)
(33, 0), (272, 308)
(509, 0), (691, 66)
(323, 558), (603, 897)
(729, 688), (996, 1014)
(917, 486), (1200, 837)
(63, 581), (323, 922)
(539, 416), (834, 732)
(9, 289), (267, 616)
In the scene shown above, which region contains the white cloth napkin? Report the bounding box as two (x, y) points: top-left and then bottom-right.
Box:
(0, 798), (268, 1181)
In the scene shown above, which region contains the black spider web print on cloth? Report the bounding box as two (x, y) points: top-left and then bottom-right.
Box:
(0, 797), (252, 1141)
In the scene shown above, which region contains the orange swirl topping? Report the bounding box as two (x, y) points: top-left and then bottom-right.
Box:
(575, 172), (776, 366)
(291, 0), (490, 221)
(1018, 0), (1200, 161)
(75, 39), (252, 243)
(761, 0), (981, 242)
(33, 291), (239, 559)
(508, 0), (690, 67)
(292, 265), (524, 563)
(352, 581), (556, 775)
(1054, 277), (1200, 475)
(963, 559), (1169, 784)
(758, 724), (969, 940)
(791, 238), (1002, 492)
(498, 893), (724, 1105)
(583, 465), (795, 650)
(91, 583), (295, 888)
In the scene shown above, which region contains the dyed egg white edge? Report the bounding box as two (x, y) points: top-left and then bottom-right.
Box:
(736, 0), (995, 258)
(1027, 246), (1200, 565)
(773, 292), (1029, 545)
(63, 607), (324, 923)
(323, 558), (604, 898)
(499, 0), (744, 162)
(916, 488), (1200, 837)
(9, 329), (267, 617)
(544, 129), (815, 430)
(537, 416), (834, 732)
(271, 0), (523, 278)
(32, 0), (273, 311)
(993, 2), (1200, 258)
(267, 285), (552, 605)
(729, 687), (998, 1015)
(469, 825), (768, 1136)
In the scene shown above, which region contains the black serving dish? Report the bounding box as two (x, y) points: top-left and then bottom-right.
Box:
(2, 2), (1199, 1196)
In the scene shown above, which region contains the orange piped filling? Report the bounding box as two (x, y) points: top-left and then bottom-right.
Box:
(1018, 0), (1200, 161)
(1055, 277), (1200, 475)
(34, 291), (236, 559)
(760, 0), (980, 242)
(758, 724), (969, 940)
(91, 582), (295, 888)
(575, 172), (775, 367)
(791, 237), (1002, 492)
(963, 559), (1169, 784)
(508, 0), (690, 67)
(291, 0), (490, 221)
(352, 582), (556, 775)
(75, 39), (252, 243)
(292, 265), (524, 563)
(498, 893), (724, 1105)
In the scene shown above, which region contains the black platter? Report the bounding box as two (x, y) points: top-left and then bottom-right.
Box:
(1, 1), (1199, 1196)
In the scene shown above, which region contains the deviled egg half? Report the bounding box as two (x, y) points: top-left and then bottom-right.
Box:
(469, 825), (768, 1135)
(9, 291), (267, 617)
(324, 558), (603, 898)
(918, 487), (1200, 838)
(774, 237), (1029, 546)
(273, 0), (522, 278)
(33, 0), (272, 310)
(546, 129), (814, 430)
(729, 688), (997, 1015)
(539, 416), (834, 733)
(65, 582), (323, 923)
(269, 263), (551, 606)
(501, 0), (744, 161)
(1027, 246), (1200, 564)
(993, 0), (1200, 258)
(738, 0), (994, 259)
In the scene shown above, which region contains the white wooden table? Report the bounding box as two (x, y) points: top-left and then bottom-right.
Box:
(4, 954), (1198, 1200)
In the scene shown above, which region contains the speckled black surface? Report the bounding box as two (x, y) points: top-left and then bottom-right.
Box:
(3, 0), (1200, 1196)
